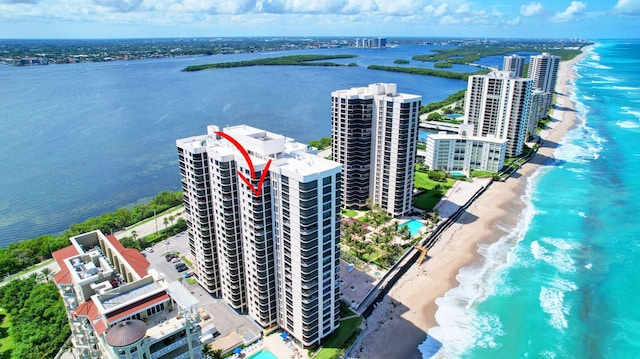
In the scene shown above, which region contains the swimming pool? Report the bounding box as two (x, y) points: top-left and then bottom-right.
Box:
(248, 349), (278, 359)
(450, 171), (466, 177)
(403, 219), (424, 237)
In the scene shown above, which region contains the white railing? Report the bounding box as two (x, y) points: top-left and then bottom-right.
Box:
(150, 337), (188, 359)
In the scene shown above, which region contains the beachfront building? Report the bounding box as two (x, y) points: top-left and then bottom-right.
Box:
(503, 54), (525, 77)
(464, 71), (533, 157)
(527, 89), (553, 138)
(528, 52), (560, 93)
(528, 52), (560, 112)
(331, 83), (421, 217)
(177, 125), (342, 347)
(52, 230), (202, 359)
(423, 124), (507, 173)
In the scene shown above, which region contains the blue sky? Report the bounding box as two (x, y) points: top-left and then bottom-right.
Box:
(1, 0), (639, 39)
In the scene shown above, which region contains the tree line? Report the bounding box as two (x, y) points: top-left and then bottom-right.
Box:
(411, 44), (585, 64)
(367, 64), (489, 81)
(0, 191), (182, 277)
(182, 54), (357, 72)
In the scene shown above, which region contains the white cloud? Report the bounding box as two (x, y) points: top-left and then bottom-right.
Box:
(614, 0), (640, 16)
(424, 3), (447, 17)
(551, 1), (586, 22)
(521, 2), (543, 17)
(455, 4), (470, 14)
(506, 16), (521, 25)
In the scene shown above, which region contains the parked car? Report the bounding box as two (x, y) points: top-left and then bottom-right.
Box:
(171, 257), (182, 263)
(145, 247), (154, 253)
(165, 253), (177, 262)
(176, 264), (188, 272)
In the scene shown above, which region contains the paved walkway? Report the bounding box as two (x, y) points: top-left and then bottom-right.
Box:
(114, 206), (185, 240)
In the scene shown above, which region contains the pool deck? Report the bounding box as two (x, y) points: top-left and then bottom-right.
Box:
(234, 333), (303, 359)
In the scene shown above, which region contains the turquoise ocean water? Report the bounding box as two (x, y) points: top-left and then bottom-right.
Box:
(420, 40), (640, 358)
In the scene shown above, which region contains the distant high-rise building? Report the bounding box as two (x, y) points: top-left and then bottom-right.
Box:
(464, 71), (533, 157)
(354, 37), (387, 48)
(528, 52), (560, 93)
(177, 125), (342, 347)
(503, 54), (525, 77)
(332, 83), (421, 217)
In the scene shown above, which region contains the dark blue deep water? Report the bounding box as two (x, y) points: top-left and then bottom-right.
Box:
(0, 44), (468, 246)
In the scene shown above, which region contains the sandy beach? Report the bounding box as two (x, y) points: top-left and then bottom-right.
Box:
(353, 48), (591, 359)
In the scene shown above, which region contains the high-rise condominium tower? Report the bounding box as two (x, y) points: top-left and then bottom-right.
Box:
(464, 71), (533, 157)
(177, 125), (342, 347)
(331, 83), (421, 217)
(503, 54), (525, 77)
(528, 52), (560, 93)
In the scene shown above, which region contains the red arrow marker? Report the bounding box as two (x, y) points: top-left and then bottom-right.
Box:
(215, 131), (272, 197)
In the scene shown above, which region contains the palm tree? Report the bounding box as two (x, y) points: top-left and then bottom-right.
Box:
(168, 215), (175, 227)
(201, 344), (223, 359)
(211, 349), (223, 359)
(41, 267), (54, 282)
(201, 344), (213, 359)
(131, 230), (138, 242)
(163, 217), (169, 233)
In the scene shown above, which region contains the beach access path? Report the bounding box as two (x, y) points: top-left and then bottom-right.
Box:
(352, 49), (591, 359)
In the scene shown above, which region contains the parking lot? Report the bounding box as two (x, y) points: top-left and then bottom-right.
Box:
(144, 231), (262, 345)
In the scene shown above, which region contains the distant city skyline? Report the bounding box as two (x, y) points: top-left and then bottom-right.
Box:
(1, 0), (638, 39)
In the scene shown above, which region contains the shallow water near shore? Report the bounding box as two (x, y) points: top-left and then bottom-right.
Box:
(421, 40), (640, 358)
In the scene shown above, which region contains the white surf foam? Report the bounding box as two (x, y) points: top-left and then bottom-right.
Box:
(617, 121), (640, 129)
(612, 85), (640, 91)
(539, 277), (577, 331)
(530, 238), (577, 273)
(584, 61), (611, 70)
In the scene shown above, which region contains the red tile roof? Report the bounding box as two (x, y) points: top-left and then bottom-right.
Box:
(52, 245), (79, 285)
(73, 298), (109, 335)
(105, 234), (149, 278)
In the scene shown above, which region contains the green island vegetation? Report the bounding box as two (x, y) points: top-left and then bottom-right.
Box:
(0, 190), (182, 278)
(393, 59), (410, 64)
(433, 61), (453, 68)
(308, 136), (332, 150)
(0, 277), (70, 358)
(367, 64), (490, 81)
(181, 54), (358, 72)
(412, 45), (584, 64)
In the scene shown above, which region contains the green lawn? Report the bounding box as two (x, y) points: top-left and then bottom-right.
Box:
(470, 170), (494, 178)
(0, 309), (14, 358)
(341, 209), (358, 218)
(313, 316), (363, 359)
(414, 172), (455, 190)
(413, 172), (456, 210)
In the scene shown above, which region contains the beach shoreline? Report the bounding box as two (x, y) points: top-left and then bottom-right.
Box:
(353, 47), (591, 359)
